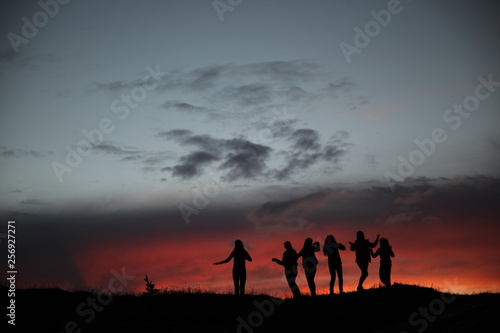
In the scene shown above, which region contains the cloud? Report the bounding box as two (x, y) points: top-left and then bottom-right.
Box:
(270, 129), (352, 180)
(161, 101), (211, 113)
(20, 199), (49, 206)
(290, 129), (321, 151)
(0, 50), (60, 68)
(158, 130), (272, 181)
(254, 189), (333, 217)
(173, 151), (220, 179)
(217, 83), (272, 107)
(158, 126), (352, 182)
(219, 139), (271, 181)
(0, 145), (52, 158)
(92, 141), (142, 156)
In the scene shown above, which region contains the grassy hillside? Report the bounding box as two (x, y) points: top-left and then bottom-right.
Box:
(5, 283), (498, 332)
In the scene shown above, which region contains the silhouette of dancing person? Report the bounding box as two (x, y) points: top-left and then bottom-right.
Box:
(272, 241), (301, 298)
(349, 231), (379, 291)
(371, 237), (395, 288)
(323, 235), (346, 294)
(213, 239), (252, 296)
(297, 237), (320, 296)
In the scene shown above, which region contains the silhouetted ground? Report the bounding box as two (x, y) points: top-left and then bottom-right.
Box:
(4, 284), (498, 332)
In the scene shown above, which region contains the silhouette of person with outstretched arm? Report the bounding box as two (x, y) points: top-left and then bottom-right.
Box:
(323, 234), (346, 294)
(272, 241), (301, 298)
(349, 231), (379, 291)
(297, 237), (320, 296)
(371, 237), (395, 288)
(213, 239), (252, 296)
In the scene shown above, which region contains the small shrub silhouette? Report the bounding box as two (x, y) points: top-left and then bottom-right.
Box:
(143, 275), (159, 295)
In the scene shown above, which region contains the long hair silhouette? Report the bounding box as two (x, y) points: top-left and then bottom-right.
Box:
(323, 234), (346, 294)
(297, 237), (320, 296)
(349, 231), (379, 291)
(213, 239), (252, 295)
(371, 237), (395, 288)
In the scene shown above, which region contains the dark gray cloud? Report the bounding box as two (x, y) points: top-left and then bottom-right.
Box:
(254, 189), (333, 217)
(0, 145), (52, 158)
(219, 139), (271, 181)
(290, 129), (321, 151)
(173, 151), (220, 179)
(20, 199), (49, 206)
(94, 60), (354, 122)
(270, 129), (351, 180)
(251, 175), (500, 229)
(157, 130), (272, 181)
(159, 127), (351, 182)
(161, 101), (211, 113)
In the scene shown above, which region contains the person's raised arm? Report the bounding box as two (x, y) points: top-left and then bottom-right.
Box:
(245, 250), (253, 262)
(213, 251), (234, 265)
(313, 242), (320, 252)
(370, 234), (380, 248)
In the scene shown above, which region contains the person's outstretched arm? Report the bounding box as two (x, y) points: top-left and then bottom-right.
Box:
(349, 241), (356, 251)
(213, 251), (234, 265)
(371, 249), (379, 258)
(272, 258), (284, 266)
(338, 243), (346, 251)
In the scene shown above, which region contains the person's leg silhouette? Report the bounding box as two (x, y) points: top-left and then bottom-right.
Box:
(357, 261), (369, 291)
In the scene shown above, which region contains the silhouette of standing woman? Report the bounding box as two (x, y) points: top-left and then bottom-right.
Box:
(272, 241), (301, 298)
(349, 231), (379, 291)
(323, 235), (346, 295)
(213, 240), (252, 296)
(297, 237), (320, 296)
(371, 237), (395, 288)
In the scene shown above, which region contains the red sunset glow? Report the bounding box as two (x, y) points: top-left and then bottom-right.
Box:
(41, 214), (497, 297)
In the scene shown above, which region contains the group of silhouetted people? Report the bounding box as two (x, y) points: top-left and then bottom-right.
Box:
(213, 231), (395, 296)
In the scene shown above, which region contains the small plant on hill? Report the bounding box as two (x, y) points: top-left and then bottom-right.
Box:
(143, 275), (159, 295)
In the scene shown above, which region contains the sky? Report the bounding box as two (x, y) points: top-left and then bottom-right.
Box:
(0, 0), (499, 296)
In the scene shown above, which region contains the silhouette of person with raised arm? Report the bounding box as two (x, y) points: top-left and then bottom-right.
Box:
(297, 237), (320, 296)
(371, 237), (395, 288)
(213, 239), (252, 296)
(272, 241), (301, 298)
(323, 234), (346, 295)
(349, 231), (379, 291)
